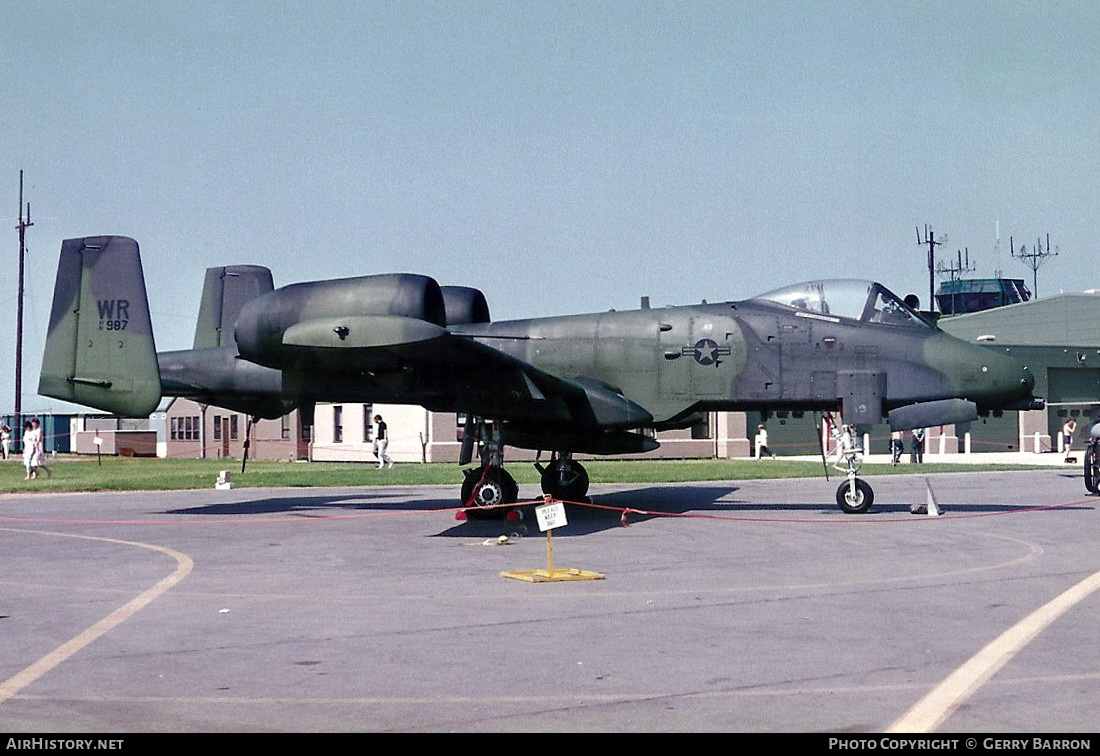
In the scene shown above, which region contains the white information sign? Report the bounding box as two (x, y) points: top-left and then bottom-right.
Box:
(93, 437), (103, 447)
(534, 501), (568, 532)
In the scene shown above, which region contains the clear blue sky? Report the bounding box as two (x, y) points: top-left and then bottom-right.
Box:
(3, 0), (1098, 414)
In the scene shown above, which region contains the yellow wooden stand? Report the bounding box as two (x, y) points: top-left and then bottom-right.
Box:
(501, 517), (604, 583)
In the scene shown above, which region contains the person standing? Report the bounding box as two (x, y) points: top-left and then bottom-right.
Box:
(891, 430), (904, 465)
(373, 414), (393, 469)
(754, 424), (776, 459)
(1, 424), (10, 460)
(1063, 417), (1078, 461)
(21, 421), (36, 480)
(31, 418), (51, 478)
(910, 427), (925, 463)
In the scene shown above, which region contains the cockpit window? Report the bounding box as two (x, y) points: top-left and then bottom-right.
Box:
(866, 286), (927, 326)
(752, 280), (933, 328)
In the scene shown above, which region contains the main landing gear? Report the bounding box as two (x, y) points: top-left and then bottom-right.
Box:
(535, 453), (590, 503)
(461, 464), (519, 510)
(459, 420), (519, 517)
(458, 420), (591, 517)
(1084, 441), (1100, 495)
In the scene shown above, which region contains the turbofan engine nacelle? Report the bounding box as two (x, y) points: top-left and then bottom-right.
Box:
(235, 273), (447, 367)
(440, 286), (490, 326)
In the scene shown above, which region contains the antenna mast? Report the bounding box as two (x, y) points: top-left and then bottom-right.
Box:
(994, 220), (1002, 278)
(1010, 233), (1058, 297)
(15, 171), (32, 430)
(937, 247), (975, 282)
(916, 225), (942, 309)
(936, 247), (976, 316)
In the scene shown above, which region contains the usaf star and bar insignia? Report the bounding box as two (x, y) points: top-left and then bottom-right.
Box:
(681, 338), (731, 366)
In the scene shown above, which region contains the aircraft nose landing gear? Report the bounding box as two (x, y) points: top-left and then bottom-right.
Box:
(836, 476), (874, 513)
(832, 423), (874, 514)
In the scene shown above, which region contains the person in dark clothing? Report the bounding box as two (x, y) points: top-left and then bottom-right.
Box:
(373, 414), (393, 468)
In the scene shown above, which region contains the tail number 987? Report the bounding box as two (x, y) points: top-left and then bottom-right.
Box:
(97, 299), (130, 331)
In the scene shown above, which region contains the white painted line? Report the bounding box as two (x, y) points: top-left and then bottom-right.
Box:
(0, 529), (193, 706)
(886, 567), (1100, 732)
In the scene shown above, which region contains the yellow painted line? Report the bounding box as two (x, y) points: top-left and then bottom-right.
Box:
(886, 567), (1100, 732)
(0, 528), (193, 706)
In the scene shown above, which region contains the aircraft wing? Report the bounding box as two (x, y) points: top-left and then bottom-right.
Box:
(277, 317), (654, 433)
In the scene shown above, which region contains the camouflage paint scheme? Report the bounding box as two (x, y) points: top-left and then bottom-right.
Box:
(39, 236), (1040, 510)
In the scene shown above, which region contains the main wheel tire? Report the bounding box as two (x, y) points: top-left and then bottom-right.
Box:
(539, 459), (589, 502)
(1085, 445), (1100, 495)
(461, 466), (519, 510)
(836, 478), (874, 514)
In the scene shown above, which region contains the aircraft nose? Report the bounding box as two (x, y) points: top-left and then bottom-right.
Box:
(1020, 365), (1035, 394)
(972, 346), (1036, 406)
(927, 333), (1038, 408)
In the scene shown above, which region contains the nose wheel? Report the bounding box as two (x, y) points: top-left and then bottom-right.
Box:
(836, 477), (874, 513)
(830, 420), (873, 514)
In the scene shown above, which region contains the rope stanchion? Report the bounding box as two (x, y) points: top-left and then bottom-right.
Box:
(492, 492), (1085, 526)
(500, 495), (604, 582)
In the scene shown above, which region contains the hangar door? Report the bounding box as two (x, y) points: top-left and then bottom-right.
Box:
(1048, 367), (1100, 404)
(1047, 367), (1100, 439)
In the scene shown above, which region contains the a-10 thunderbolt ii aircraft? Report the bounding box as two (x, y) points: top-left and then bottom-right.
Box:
(39, 236), (1041, 514)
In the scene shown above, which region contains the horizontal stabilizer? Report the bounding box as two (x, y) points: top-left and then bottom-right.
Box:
(38, 236), (161, 417)
(888, 398), (977, 431)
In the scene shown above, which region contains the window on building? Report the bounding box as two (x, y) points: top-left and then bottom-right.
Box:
(170, 417), (178, 441)
(213, 416), (222, 440)
(301, 423), (312, 442)
(230, 415), (239, 440)
(333, 405), (343, 443)
(362, 404), (373, 442)
(690, 413), (711, 440)
(281, 414), (290, 440)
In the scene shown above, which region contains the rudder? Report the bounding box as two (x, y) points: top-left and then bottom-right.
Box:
(38, 236), (161, 417)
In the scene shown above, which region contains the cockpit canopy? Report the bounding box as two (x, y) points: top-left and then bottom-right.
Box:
(752, 280), (933, 328)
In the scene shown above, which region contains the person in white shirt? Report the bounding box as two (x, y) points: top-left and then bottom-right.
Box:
(755, 424), (776, 459)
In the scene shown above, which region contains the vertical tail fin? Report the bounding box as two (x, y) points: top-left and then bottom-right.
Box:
(38, 236), (162, 417)
(192, 265), (274, 349)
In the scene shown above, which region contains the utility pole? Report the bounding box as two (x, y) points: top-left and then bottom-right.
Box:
(1011, 233), (1058, 298)
(15, 171), (32, 438)
(916, 225), (942, 311)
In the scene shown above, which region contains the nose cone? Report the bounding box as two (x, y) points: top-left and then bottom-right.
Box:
(927, 333), (1037, 409)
